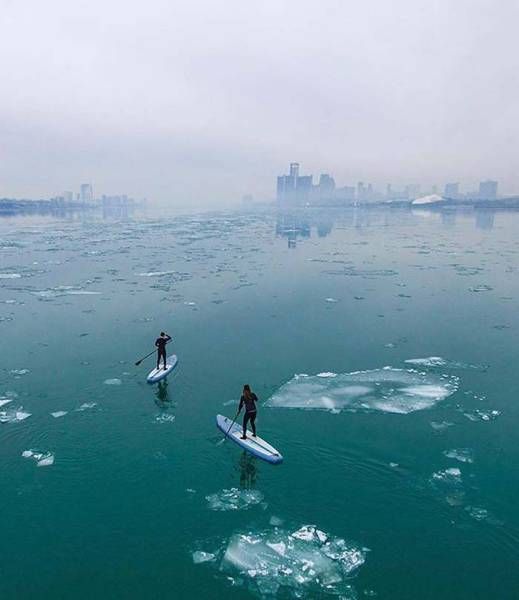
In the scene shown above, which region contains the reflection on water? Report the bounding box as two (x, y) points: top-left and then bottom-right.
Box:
(154, 380), (170, 405)
(238, 452), (257, 489)
(276, 205), (498, 247)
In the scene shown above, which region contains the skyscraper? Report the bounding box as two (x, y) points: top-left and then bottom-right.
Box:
(80, 184), (93, 203)
(478, 180), (498, 199)
(444, 182), (459, 198)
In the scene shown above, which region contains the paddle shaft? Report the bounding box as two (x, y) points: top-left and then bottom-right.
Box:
(224, 410), (241, 439)
(135, 339), (171, 366)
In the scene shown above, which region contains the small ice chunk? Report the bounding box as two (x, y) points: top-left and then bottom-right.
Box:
(75, 402), (97, 411)
(155, 413), (176, 423)
(269, 516), (284, 527)
(22, 449), (54, 467)
(206, 488), (264, 511)
(192, 551), (215, 564)
(104, 378), (122, 385)
(51, 411), (68, 418)
(443, 448), (474, 464)
(430, 421), (454, 431)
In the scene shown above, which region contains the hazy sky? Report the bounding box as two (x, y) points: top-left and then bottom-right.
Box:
(1, 0), (518, 204)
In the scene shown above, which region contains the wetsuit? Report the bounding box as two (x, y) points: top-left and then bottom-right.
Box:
(239, 393), (258, 438)
(155, 335), (171, 369)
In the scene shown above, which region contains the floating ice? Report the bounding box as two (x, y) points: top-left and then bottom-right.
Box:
(430, 421), (454, 431)
(0, 273), (22, 279)
(192, 551), (216, 564)
(405, 357), (487, 371)
(206, 488), (264, 511)
(0, 398), (13, 408)
(405, 357), (447, 367)
(443, 448), (474, 464)
(155, 413), (176, 423)
(463, 409), (501, 422)
(469, 284), (493, 292)
(0, 407), (31, 423)
(51, 411), (68, 418)
(430, 467), (465, 505)
(104, 378), (122, 385)
(75, 402), (97, 412)
(138, 270), (176, 277)
(22, 449), (55, 467)
(325, 297), (339, 303)
(10, 368), (30, 376)
(266, 367), (458, 414)
(203, 523), (366, 598)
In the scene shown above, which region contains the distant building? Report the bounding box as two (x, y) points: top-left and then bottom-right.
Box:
(63, 191), (73, 202)
(318, 174), (335, 202)
(277, 163), (313, 206)
(444, 182), (459, 198)
(479, 180), (498, 199)
(241, 194), (254, 206)
(80, 183), (93, 203)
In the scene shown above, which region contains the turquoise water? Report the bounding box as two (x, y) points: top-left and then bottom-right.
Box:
(1, 207), (519, 599)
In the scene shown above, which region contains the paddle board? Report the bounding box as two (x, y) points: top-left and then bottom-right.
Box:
(216, 414), (283, 465)
(146, 355), (178, 383)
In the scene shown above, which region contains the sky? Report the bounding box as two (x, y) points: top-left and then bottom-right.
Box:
(0, 0), (518, 205)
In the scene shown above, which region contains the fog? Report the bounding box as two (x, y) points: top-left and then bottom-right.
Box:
(1, 0), (518, 205)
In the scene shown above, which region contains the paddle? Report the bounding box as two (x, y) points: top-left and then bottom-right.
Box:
(217, 410), (241, 445)
(134, 339), (171, 366)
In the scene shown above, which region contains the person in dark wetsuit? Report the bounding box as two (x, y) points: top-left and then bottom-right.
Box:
(155, 332), (172, 370)
(238, 384), (258, 440)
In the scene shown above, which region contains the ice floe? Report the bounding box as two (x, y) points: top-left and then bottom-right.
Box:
(51, 411), (68, 418)
(430, 467), (465, 506)
(266, 367), (458, 414)
(443, 448), (474, 464)
(430, 421), (454, 431)
(206, 488), (264, 511)
(75, 402), (97, 412)
(197, 523), (366, 598)
(462, 409), (500, 422)
(405, 357), (487, 371)
(192, 551), (216, 564)
(104, 378), (122, 385)
(0, 407), (31, 423)
(22, 450), (55, 467)
(155, 413), (176, 423)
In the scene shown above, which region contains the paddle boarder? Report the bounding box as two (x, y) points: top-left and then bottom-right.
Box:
(238, 384), (258, 440)
(155, 331), (172, 370)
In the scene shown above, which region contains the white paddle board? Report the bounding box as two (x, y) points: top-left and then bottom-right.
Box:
(216, 414), (283, 465)
(146, 355), (178, 383)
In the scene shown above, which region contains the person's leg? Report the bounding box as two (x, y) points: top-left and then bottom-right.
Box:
(156, 350), (160, 370)
(242, 412), (250, 439)
(161, 349), (167, 369)
(250, 412), (257, 436)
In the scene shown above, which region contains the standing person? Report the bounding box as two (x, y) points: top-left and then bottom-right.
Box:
(238, 384), (258, 440)
(155, 331), (171, 370)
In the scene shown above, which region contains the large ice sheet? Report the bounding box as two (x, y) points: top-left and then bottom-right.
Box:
(198, 524), (365, 598)
(266, 367), (458, 414)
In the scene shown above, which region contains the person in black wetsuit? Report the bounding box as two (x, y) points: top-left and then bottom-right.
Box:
(155, 331), (172, 370)
(238, 384), (258, 440)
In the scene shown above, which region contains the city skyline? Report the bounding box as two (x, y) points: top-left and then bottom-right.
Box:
(276, 162), (503, 206)
(1, 1), (518, 205)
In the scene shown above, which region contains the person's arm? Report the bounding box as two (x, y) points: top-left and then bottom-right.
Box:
(166, 334), (172, 342)
(155, 339), (159, 347)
